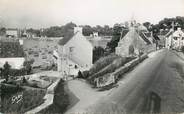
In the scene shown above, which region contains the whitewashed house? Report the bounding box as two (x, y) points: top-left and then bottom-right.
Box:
(56, 27), (93, 76)
(115, 20), (153, 57)
(165, 28), (184, 50)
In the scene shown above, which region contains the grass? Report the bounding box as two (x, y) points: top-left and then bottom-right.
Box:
(1, 84), (46, 113)
(89, 54), (119, 76)
(39, 79), (69, 114)
(89, 56), (135, 80)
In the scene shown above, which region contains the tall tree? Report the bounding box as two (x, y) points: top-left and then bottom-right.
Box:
(107, 24), (124, 52)
(143, 22), (151, 31)
(93, 46), (105, 63)
(0, 27), (6, 36)
(3, 62), (11, 81)
(82, 25), (93, 36)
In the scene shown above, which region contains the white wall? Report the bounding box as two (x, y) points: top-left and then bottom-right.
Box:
(64, 32), (93, 69)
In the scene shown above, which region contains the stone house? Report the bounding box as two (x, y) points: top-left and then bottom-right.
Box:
(57, 27), (93, 75)
(115, 21), (153, 57)
(165, 28), (184, 50)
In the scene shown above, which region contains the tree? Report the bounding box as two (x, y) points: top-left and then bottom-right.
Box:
(0, 68), (3, 78)
(143, 22), (151, 31)
(77, 70), (83, 78)
(26, 28), (41, 37)
(82, 25), (93, 36)
(93, 46), (105, 63)
(0, 27), (6, 36)
(23, 59), (34, 75)
(3, 62), (11, 81)
(107, 24), (124, 52)
(181, 46), (184, 53)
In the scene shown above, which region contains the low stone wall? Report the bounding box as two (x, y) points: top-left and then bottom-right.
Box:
(25, 78), (61, 114)
(38, 79), (69, 114)
(94, 54), (148, 88)
(173, 51), (184, 60)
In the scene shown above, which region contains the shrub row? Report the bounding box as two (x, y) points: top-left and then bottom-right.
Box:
(89, 54), (119, 76)
(1, 84), (46, 113)
(91, 54), (148, 87)
(38, 79), (69, 114)
(89, 56), (135, 80)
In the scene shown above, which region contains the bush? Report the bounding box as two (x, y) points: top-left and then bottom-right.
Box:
(93, 46), (105, 63)
(89, 54), (119, 76)
(1, 84), (23, 98)
(181, 46), (184, 53)
(82, 70), (90, 79)
(0, 40), (24, 58)
(1, 85), (46, 114)
(39, 79), (69, 114)
(89, 56), (135, 80)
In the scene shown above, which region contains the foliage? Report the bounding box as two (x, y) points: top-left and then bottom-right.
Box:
(143, 22), (151, 31)
(25, 23), (113, 38)
(39, 79), (69, 114)
(77, 70), (83, 78)
(89, 54), (119, 76)
(23, 59), (34, 75)
(82, 25), (93, 36)
(1, 84), (23, 98)
(77, 70), (89, 79)
(41, 22), (76, 37)
(0, 27), (6, 36)
(1, 60), (34, 80)
(93, 46), (105, 63)
(144, 16), (184, 34)
(107, 24), (127, 52)
(26, 28), (41, 37)
(0, 40), (24, 58)
(1, 84), (46, 113)
(181, 46), (184, 53)
(3, 62), (11, 81)
(89, 56), (134, 79)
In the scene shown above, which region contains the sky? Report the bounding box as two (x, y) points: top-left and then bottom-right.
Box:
(0, 0), (184, 28)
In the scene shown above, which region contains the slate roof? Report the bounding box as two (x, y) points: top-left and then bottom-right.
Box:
(165, 31), (173, 37)
(59, 31), (75, 45)
(143, 32), (151, 37)
(120, 29), (129, 39)
(159, 30), (170, 36)
(120, 29), (152, 45)
(153, 34), (160, 40)
(139, 32), (152, 44)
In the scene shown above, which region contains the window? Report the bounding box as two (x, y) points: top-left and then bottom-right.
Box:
(173, 37), (178, 40)
(182, 37), (184, 40)
(69, 47), (74, 52)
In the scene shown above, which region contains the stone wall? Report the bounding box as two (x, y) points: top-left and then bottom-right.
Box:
(25, 78), (61, 114)
(94, 54), (148, 88)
